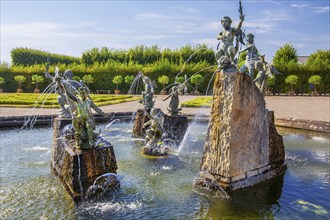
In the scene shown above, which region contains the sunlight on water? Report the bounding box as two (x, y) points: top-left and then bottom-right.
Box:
(0, 123), (329, 219)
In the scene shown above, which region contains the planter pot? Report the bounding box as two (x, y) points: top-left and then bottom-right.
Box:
(17, 89), (23, 93)
(115, 89), (120, 94)
(287, 92), (295, 96)
(311, 92), (319, 96)
(0, 89), (3, 93)
(34, 88), (41, 93)
(160, 90), (167, 95)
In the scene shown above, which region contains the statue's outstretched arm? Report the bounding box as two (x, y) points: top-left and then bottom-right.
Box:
(90, 101), (105, 115)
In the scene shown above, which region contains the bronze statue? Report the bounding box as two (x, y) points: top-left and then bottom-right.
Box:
(139, 74), (154, 112)
(215, 1), (245, 66)
(239, 33), (259, 78)
(143, 108), (164, 148)
(163, 84), (183, 116)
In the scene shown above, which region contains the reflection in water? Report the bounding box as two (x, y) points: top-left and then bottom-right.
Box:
(0, 123), (329, 219)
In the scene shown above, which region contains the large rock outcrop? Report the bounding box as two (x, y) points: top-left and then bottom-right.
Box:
(195, 65), (285, 191)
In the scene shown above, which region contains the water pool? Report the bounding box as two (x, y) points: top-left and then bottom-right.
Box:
(1, 122), (329, 219)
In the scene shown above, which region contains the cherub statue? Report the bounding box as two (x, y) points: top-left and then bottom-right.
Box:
(215, 2), (245, 66)
(163, 84), (183, 116)
(239, 33), (259, 78)
(254, 55), (282, 98)
(58, 83), (107, 149)
(139, 74), (154, 112)
(143, 108), (164, 148)
(45, 63), (88, 118)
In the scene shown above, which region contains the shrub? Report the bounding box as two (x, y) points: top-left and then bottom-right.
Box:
(190, 74), (203, 92)
(0, 77), (4, 89)
(285, 75), (299, 93)
(308, 75), (322, 93)
(112, 75), (123, 90)
(32, 75), (44, 89)
(14, 75), (26, 89)
(158, 75), (169, 90)
(82, 74), (94, 87)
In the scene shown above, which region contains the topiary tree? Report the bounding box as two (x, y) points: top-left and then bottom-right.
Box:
(113, 75), (123, 90)
(285, 75), (298, 93)
(125, 75), (135, 93)
(82, 74), (94, 87)
(14, 75), (26, 90)
(158, 75), (169, 90)
(0, 77), (5, 91)
(308, 75), (322, 93)
(190, 74), (203, 92)
(273, 43), (298, 67)
(32, 75), (44, 90)
(175, 76), (185, 84)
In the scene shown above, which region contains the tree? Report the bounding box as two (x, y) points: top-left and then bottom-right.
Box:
(273, 43), (298, 67)
(190, 74), (203, 92)
(267, 76), (276, 92)
(285, 75), (298, 93)
(112, 75), (123, 90)
(31, 75), (44, 89)
(82, 74), (94, 87)
(14, 75), (26, 90)
(0, 77), (4, 90)
(306, 50), (330, 71)
(308, 75), (322, 93)
(158, 75), (169, 89)
(124, 75), (135, 84)
(175, 76), (185, 84)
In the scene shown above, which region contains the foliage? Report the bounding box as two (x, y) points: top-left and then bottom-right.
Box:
(82, 74), (94, 86)
(73, 76), (81, 81)
(0, 76), (4, 85)
(285, 75), (299, 92)
(14, 75), (26, 89)
(124, 75), (135, 84)
(112, 75), (124, 89)
(0, 93), (139, 108)
(158, 75), (170, 89)
(190, 74), (203, 91)
(11, 47), (80, 66)
(308, 75), (322, 92)
(31, 75), (44, 89)
(181, 97), (212, 108)
(175, 76), (185, 84)
(306, 50), (330, 71)
(273, 43), (298, 67)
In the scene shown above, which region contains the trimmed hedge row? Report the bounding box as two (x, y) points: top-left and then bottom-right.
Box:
(11, 47), (80, 66)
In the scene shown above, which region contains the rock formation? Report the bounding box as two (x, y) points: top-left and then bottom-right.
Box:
(195, 65), (285, 191)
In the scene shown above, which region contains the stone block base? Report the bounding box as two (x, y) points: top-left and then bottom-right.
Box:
(194, 164), (287, 191)
(51, 118), (117, 202)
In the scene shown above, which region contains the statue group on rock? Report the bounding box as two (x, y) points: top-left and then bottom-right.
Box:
(214, 1), (281, 97)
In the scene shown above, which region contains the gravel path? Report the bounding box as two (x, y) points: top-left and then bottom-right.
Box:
(0, 95), (329, 122)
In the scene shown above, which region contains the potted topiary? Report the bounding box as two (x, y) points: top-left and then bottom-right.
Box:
(113, 75), (123, 94)
(190, 74), (203, 95)
(14, 75), (26, 93)
(285, 75), (298, 96)
(32, 74), (44, 93)
(158, 75), (169, 95)
(0, 77), (5, 93)
(308, 75), (321, 96)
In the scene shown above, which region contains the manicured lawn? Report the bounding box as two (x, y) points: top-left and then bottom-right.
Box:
(181, 97), (212, 108)
(0, 93), (139, 108)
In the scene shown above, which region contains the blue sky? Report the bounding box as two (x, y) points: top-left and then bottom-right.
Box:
(1, 0), (329, 64)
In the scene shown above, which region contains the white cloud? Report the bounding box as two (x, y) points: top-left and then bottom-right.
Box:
(290, 4), (308, 8)
(313, 6), (330, 14)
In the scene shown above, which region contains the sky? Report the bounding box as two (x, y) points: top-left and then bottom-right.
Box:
(1, 0), (329, 64)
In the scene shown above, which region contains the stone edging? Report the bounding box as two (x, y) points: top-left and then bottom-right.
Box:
(0, 113), (329, 133)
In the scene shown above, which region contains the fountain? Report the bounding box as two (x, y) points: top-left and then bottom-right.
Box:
(194, 1), (286, 191)
(45, 65), (118, 202)
(132, 72), (188, 156)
